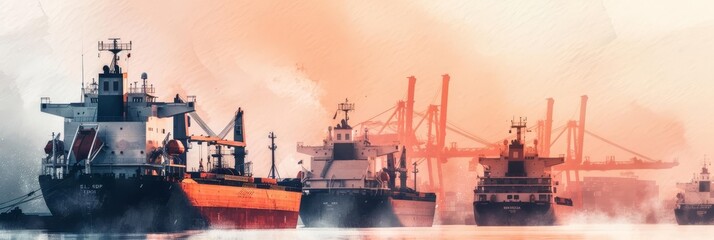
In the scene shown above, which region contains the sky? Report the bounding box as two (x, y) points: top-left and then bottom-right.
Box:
(1, 1), (714, 213)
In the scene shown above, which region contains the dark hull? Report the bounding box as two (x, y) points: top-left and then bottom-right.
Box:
(38, 174), (301, 231)
(675, 204), (714, 225)
(38, 174), (200, 232)
(299, 189), (436, 228)
(473, 201), (555, 226)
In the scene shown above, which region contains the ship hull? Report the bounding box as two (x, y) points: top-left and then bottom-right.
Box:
(181, 178), (301, 229)
(299, 189), (436, 228)
(473, 201), (555, 226)
(675, 204), (714, 225)
(38, 174), (301, 231)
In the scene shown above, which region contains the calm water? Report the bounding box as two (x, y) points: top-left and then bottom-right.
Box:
(0, 224), (711, 240)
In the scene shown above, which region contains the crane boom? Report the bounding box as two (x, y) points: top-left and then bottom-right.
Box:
(188, 112), (216, 137)
(218, 117), (236, 139)
(188, 135), (246, 148)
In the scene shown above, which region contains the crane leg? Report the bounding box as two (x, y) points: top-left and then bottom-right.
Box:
(436, 157), (445, 206)
(427, 157), (434, 188)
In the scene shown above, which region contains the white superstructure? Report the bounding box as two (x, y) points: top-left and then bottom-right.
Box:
(40, 38), (195, 179)
(297, 99), (398, 190)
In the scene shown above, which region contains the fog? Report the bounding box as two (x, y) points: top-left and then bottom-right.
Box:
(1, 1), (714, 214)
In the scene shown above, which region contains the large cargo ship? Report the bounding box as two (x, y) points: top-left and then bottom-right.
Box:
(472, 118), (570, 226)
(297, 100), (436, 227)
(38, 38), (301, 231)
(674, 163), (714, 225)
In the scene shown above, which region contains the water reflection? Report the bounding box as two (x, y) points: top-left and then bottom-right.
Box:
(1, 224), (711, 240)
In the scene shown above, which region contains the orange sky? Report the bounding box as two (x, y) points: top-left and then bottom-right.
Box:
(2, 1), (714, 207)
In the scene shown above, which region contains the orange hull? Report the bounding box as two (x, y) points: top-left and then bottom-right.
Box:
(180, 179), (301, 229)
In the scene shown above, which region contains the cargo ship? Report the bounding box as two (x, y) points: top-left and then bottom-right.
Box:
(473, 118), (571, 226)
(675, 162), (714, 225)
(297, 100), (436, 227)
(38, 38), (301, 231)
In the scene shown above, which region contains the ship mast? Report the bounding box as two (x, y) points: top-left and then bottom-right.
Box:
(510, 117), (527, 145)
(268, 132), (280, 179)
(336, 98), (354, 128)
(98, 38), (131, 73)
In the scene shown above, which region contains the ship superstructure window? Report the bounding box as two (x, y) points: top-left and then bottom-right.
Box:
(103, 82), (109, 91)
(479, 195), (487, 201)
(507, 161), (526, 177)
(337, 134), (342, 140)
(113, 81), (119, 91)
(345, 133), (350, 140)
(91, 98), (98, 103)
(132, 97), (143, 102)
(514, 195), (519, 200)
(507, 195), (512, 200)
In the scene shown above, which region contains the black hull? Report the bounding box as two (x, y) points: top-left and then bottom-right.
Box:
(473, 201), (555, 226)
(675, 204), (714, 225)
(38, 174), (202, 232)
(299, 189), (436, 228)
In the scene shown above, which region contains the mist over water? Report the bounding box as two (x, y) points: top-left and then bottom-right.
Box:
(1, 1), (714, 225)
(2, 225), (711, 240)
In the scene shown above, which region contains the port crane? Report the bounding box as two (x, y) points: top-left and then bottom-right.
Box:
(356, 76), (679, 222)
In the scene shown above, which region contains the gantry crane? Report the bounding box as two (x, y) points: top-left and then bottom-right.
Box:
(536, 96), (678, 208)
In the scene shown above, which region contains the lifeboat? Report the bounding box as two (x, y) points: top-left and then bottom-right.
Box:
(71, 128), (103, 161)
(166, 139), (185, 155)
(44, 140), (64, 155)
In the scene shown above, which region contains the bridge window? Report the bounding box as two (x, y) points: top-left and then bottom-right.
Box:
(132, 97), (143, 102)
(113, 81), (119, 91)
(345, 133), (350, 140)
(507, 195), (512, 200)
(337, 134), (342, 140)
(514, 195), (519, 200)
(103, 82), (109, 91)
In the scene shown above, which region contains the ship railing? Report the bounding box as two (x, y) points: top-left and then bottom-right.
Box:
(66, 116), (97, 122)
(88, 163), (186, 171)
(98, 41), (132, 51)
(476, 190), (553, 194)
(297, 142), (330, 149)
(128, 86), (156, 94)
(186, 95), (196, 103)
(66, 116), (149, 122)
(41, 97), (51, 104)
(475, 187), (552, 193)
(478, 177), (552, 186)
(82, 86), (99, 95)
